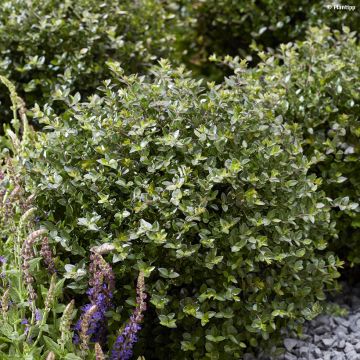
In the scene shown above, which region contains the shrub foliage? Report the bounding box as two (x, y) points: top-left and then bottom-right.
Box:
(238, 27), (360, 264)
(178, 1), (359, 79)
(0, 0), (358, 356)
(0, 0), (178, 122)
(24, 60), (341, 359)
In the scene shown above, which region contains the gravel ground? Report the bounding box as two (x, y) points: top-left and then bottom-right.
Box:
(243, 282), (360, 360)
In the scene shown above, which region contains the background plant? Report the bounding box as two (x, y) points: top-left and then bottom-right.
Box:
(0, 0), (180, 129)
(175, 0), (359, 80)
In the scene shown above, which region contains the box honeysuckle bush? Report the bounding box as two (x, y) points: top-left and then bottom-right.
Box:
(225, 26), (359, 265)
(0, 0), (180, 126)
(19, 58), (343, 359)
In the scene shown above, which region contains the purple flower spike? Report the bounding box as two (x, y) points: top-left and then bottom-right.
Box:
(0, 256), (6, 264)
(110, 272), (147, 360)
(74, 252), (115, 346)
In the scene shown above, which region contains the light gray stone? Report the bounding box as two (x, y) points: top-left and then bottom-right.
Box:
(314, 325), (330, 335)
(322, 338), (335, 347)
(350, 335), (360, 345)
(345, 343), (355, 353)
(284, 354), (297, 360)
(334, 316), (350, 327)
(312, 347), (322, 358)
(346, 351), (360, 360)
(299, 346), (309, 357)
(313, 334), (322, 343)
(284, 338), (298, 352)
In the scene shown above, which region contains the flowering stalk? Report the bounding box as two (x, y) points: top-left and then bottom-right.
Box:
(74, 252), (115, 347)
(19, 207), (37, 228)
(59, 300), (75, 350)
(110, 272), (147, 360)
(1, 288), (10, 320)
(80, 304), (98, 353)
(31, 274), (56, 346)
(95, 343), (106, 360)
(46, 351), (55, 360)
(21, 229), (48, 305)
(40, 236), (56, 274)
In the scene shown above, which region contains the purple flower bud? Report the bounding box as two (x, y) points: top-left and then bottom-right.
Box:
(35, 309), (42, 322)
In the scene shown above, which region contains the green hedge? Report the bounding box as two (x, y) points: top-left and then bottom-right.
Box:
(177, 0), (359, 79)
(236, 26), (359, 265)
(0, 0), (179, 123)
(23, 59), (340, 359)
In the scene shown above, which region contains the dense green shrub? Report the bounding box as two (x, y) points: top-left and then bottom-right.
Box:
(235, 26), (360, 265)
(177, 0), (359, 79)
(23, 60), (341, 359)
(0, 0), (179, 124)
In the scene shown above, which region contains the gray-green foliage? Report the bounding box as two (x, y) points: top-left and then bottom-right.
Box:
(0, 0), (179, 123)
(234, 26), (360, 265)
(25, 59), (341, 359)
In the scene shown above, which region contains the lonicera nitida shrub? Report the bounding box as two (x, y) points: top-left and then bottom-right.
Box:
(0, 0), (179, 126)
(236, 26), (360, 265)
(176, 0), (359, 80)
(23, 60), (341, 359)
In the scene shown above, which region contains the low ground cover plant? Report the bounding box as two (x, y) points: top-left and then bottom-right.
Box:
(21, 58), (342, 359)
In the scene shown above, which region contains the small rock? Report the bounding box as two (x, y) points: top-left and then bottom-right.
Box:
(331, 352), (345, 360)
(316, 315), (330, 326)
(312, 347), (322, 358)
(355, 342), (360, 353)
(284, 354), (297, 360)
(314, 334), (322, 343)
(347, 351), (360, 360)
(322, 338), (335, 347)
(300, 333), (311, 341)
(335, 325), (348, 339)
(345, 343), (355, 353)
(299, 346), (309, 357)
(334, 316), (350, 327)
(314, 325), (330, 335)
(337, 339), (346, 349)
(284, 338), (298, 352)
